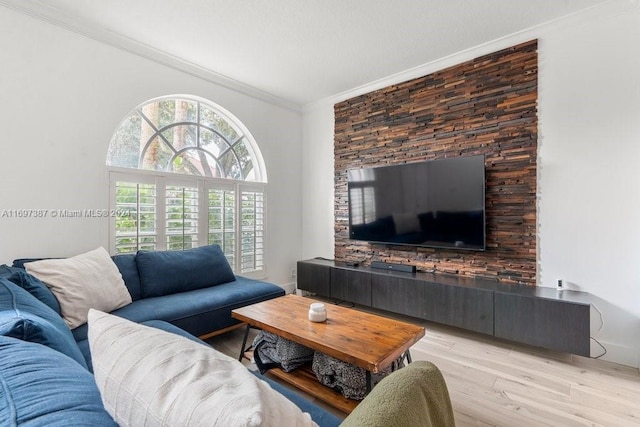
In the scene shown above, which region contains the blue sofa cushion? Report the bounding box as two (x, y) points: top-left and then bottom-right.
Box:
(72, 276), (285, 343)
(0, 265), (61, 314)
(136, 245), (236, 298)
(0, 336), (116, 426)
(11, 258), (58, 269)
(111, 253), (142, 301)
(0, 279), (87, 369)
(139, 319), (209, 344)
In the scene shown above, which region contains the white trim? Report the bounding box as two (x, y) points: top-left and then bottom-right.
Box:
(280, 282), (296, 295)
(108, 177), (117, 255)
(0, 0), (302, 114)
(3, 0), (633, 112)
(303, 0), (636, 111)
(108, 166), (262, 187)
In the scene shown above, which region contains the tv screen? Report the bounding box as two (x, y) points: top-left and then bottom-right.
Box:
(347, 154), (486, 251)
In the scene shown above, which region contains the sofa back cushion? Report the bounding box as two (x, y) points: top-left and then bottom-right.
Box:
(0, 278), (88, 369)
(136, 244), (236, 298)
(0, 265), (61, 314)
(11, 258), (54, 269)
(12, 255), (143, 303)
(25, 248), (133, 330)
(111, 253), (142, 301)
(0, 335), (116, 426)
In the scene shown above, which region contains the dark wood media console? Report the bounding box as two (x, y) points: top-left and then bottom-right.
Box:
(297, 258), (591, 357)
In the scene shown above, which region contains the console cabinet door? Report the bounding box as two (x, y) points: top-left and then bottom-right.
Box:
(423, 282), (494, 335)
(330, 268), (371, 306)
(371, 275), (426, 319)
(494, 293), (590, 356)
(296, 261), (330, 296)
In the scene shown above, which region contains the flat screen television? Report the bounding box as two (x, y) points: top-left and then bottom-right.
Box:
(347, 154), (486, 251)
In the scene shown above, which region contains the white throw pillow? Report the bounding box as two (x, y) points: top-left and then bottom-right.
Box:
(25, 247), (132, 329)
(87, 309), (317, 427)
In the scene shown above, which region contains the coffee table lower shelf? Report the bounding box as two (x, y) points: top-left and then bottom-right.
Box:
(266, 366), (358, 414)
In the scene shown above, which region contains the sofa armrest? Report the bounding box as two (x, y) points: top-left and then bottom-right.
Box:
(140, 319), (208, 345)
(340, 361), (454, 427)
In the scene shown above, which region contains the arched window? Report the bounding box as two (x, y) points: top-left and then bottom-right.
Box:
(107, 96), (267, 277)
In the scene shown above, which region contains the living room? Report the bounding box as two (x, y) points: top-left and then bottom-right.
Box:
(0, 0), (639, 425)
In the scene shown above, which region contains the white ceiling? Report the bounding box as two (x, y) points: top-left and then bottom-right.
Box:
(2, 0), (611, 106)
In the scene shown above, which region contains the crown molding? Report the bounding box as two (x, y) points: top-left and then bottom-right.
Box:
(2, 0), (635, 114)
(0, 0), (302, 114)
(305, 0), (636, 111)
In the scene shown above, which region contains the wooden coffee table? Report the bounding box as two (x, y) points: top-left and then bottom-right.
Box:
(231, 294), (425, 413)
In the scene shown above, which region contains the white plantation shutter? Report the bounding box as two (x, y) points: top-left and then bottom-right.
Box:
(113, 181), (157, 253)
(207, 188), (236, 268)
(166, 185), (199, 250)
(240, 188), (264, 274)
(110, 172), (266, 278)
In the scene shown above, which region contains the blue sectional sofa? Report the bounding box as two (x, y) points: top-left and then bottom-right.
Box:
(0, 245), (455, 426)
(0, 245), (344, 426)
(10, 244), (285, 369)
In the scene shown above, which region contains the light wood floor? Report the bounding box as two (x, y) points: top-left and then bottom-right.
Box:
(208, 312), (640, 426)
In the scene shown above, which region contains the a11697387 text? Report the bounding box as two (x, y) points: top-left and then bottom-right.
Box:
(1, 209), (131, 219)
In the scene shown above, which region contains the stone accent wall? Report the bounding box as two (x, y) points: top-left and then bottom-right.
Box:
(334, 40), (538, 284)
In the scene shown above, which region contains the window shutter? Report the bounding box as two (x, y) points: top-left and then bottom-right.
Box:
(114, 182), (157, 253)
(240, 189), (264, 274)
(165, 185), (199, 250)
(111, 174), (266, 278)
(207, 188), (236, 268)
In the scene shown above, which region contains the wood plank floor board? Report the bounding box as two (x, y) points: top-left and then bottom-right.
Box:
(447, 388), (553, 427)
(495, 377), (638, 427)
(206, 312), (640, 426)
(504, 348), (640, 405)
(412, 343), (573, 397)
(508, 347), (640, 385)
(411, 350), (585, 426)
(412, 325), (640, 426)
(569, 384), (640, 423)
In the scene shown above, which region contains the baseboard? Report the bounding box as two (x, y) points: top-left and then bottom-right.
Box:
(280, 282), (296, 295)
(590, 339), (639, 369)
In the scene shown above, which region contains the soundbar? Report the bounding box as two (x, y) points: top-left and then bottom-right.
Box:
(370, 261), (416, 273)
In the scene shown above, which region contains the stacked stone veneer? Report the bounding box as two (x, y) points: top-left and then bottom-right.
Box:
(334, 40), (538, 284)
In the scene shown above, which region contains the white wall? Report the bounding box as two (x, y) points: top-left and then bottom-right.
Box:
(0, 7), (302, 287)
(301, 103), (335, 260)
(302, 3), (640, 367)
(538, 7), (640, 367)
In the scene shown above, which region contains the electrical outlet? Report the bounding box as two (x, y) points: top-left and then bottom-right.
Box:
(291, 269), (297, 279)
